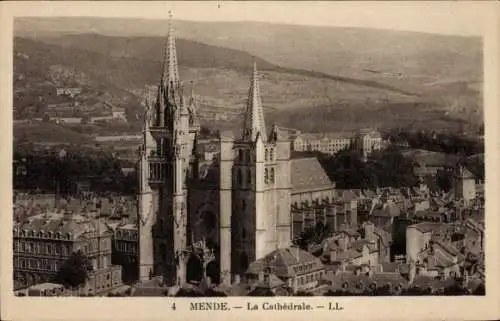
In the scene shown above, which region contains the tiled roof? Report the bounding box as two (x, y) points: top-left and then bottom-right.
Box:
(291, 157), (332, 192)
(325, 271), (408, 292)
(334, 249), (362, 261)
(14, 212), (110, 240)
(246, 247), (323, 278)
(412, 276), (457, 290)
(434, 240), (461, 257)
(409, 222), (445, 233)
(255, 274), (285, 289)
(371, 204), (400, 217)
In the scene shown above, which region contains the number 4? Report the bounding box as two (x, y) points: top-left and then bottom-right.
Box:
(171, 302), (176, 310)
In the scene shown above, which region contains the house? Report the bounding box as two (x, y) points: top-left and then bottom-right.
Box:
(245, 247), (325, 294)
(320, 221), (390, 271)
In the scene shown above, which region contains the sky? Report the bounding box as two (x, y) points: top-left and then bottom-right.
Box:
(8, 1), (494, 36)
(161, 1), (490, 36)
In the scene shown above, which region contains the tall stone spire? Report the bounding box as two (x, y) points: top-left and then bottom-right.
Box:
(242, 62), (267, 142)
(161, 10), (180, 89)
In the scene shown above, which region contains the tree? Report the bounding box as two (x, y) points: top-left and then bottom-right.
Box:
(436, 168), (453, 192)
(54, 250), (93, 288)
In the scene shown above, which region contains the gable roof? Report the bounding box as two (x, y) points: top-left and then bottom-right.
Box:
(246, 247), (323, 278)
(291, 157), (333, 192)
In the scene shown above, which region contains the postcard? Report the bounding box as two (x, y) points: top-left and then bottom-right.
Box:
(1, 1), (499, 321)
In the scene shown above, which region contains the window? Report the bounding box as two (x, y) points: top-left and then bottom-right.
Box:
(270, 148), (274, 160)
(238, 149), (243, 162)
(242, 228), (246, 240)
(270, 168), (275, 184)
(265, 149), (269, 161)
(264, 168), (269, 184)
(237, 168), (243, 185)
(247, 169), (252, 184)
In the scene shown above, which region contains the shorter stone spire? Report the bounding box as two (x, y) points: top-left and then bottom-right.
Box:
(242, 62), (267, 142)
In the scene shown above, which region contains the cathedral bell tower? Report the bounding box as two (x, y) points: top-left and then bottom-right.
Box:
(138, 12), (199, 285)
(227, 63), (291, 276)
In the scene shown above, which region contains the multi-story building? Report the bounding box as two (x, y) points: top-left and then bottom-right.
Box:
(13, 210), (122, 294)
(245, 247), (325, 294)
(452, 165), (476, 204)
(291, 129), (383, 159)
(292, 132), (354, 155)
(108, 222), (139, 282)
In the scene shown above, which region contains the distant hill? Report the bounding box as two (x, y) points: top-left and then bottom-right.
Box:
(13, 21), (483, 138)
(14, 36), (420, 127)
(15, 17), (483, 93)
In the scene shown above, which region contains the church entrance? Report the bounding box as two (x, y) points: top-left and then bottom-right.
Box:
(186, 255), (203, 283)
(206, 260), (220, 284)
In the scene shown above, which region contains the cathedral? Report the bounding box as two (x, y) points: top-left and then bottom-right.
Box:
(138, 17), (335, 286)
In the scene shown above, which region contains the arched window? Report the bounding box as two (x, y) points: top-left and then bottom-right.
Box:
(270, 148), (274, 160)
(264, 168), (269, 184)
(270, 168), (275, 183)
(265, 149), (269, 161)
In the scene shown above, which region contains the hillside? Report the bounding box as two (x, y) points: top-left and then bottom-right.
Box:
(14, 36), (420, 130)
(13, 24), (482, 137)
(15, 18), (483, 93)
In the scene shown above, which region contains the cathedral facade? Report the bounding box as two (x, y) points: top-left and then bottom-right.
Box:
(137, 18), (292, 286)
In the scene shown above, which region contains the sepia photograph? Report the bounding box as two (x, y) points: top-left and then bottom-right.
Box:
(1, 1), (499, 320)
